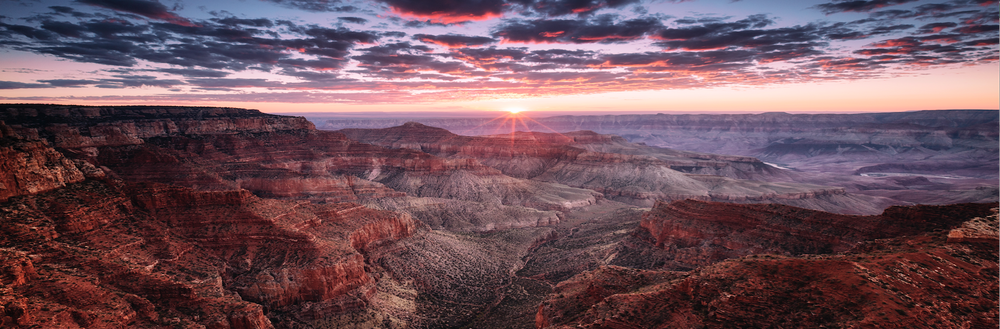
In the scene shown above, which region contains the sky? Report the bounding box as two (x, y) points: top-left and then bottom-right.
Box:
(0, 0), (997, 114)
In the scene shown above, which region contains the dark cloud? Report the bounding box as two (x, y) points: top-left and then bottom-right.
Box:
(99, 75), (183, 88)
(658, 15), (772, 41)
(494, 15), (663, 44)
(375, 0), (510, 23)
(338, 17), (368, 24)
(450, 46), (530, 62)
(868, 2), (988, 19)
(36, 39), (140, 66)
(0, 81), (51, 89)
(83, 20), (149, 39)
(187, 78), (284, 89)
(77, 0), (194, 26)
(2, 10), (381, 72)
(279, 57), (346, 70)
(353, 42), (472, 78)
(868, 24), (914, 35)
(261, 0), (359, 12)
(525, 0), (641, 16)
(375, 0), (650, 22)
(48, 6), (93, 18)
(414, 33), (496, 47)
(653, 15), (826, 52)
(38, 79), (100, 87)
(212, 17), (274, 27)
(915, 22), (957, 34)
(280, 69), (345, 81)
(0, 22), (57, 40)
(815, 0), (919, 14)
(955, 24), (999, 34)
(41, 20), (85, 38)
(156, 68), (230, 77)
(0, 0), (992, 101)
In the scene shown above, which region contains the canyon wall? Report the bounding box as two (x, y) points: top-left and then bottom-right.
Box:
(537, 204), (998, 329)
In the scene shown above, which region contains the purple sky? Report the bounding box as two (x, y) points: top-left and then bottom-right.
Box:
(0, 0), (997, 113)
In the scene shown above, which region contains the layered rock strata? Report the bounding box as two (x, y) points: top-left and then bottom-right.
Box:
(339, 123), (886, 213)
(640, 200), (996, 269)
(0, 178), (418, 328)
(537, 204), (999, 328)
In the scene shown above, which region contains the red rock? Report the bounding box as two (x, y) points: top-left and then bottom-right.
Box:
(640, 199), (996, 269)
(0, 178), (417, 328)
(0, 138), (85, 202)
(540, 203), (999, 329)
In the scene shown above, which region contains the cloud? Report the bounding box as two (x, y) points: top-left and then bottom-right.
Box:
(212, 17), (274, 27)
(156, 68), (231, 77)
(915, 22), (957, 34)
(413, 33), (497, 47)
(653, 15), (826, 51)
(525, 0), (642, 17)
(376, 0), (510, 23)
(0, 22), (57, 40)
(494, 15), (663, 44)
(38, 79), (100, 87)
(0, 80), (51, 89)
(814, 0), (919, 15)
(338, 17), (368, 24)
(351, 42), (473, 78)
(77, 0), (194, 26)
(0, 0), (994, 103)
(260, 0), (359, 12)
(100, 75), (184, 88)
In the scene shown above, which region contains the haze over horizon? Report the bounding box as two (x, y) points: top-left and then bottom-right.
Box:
(1, 0), (997, 114)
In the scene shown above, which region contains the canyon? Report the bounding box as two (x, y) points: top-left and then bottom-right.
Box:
(323, 110), (999, 207)
(1, 104), (997, 328)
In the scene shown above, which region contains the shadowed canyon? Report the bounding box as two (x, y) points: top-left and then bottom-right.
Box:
(1, 105), (997, 328)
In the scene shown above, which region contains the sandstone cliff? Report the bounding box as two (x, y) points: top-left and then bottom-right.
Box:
(537, 204), (999, 329)
(0, 178), (418, 328)
(639, 200), (996, 269)
(2, 105), (595, 226)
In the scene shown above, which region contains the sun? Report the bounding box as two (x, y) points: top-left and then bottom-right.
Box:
(505, 107), (527, 114)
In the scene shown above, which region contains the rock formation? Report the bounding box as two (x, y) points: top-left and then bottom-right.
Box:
(338, 123), (891, 213)
(0, 178), (417, 328)
(537, 204), (999, 328)
(639, 200), (996, 269)
(324, 110), (1000, 206)
(2, 104), (996, 328)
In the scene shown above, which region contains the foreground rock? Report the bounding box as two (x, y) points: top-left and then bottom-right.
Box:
(537, 204), (999, 328)
(0, 179), (417, 328)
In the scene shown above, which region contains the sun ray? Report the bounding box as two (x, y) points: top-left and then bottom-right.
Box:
(521, 115), (573, 142)
(457, 112), (510, 135)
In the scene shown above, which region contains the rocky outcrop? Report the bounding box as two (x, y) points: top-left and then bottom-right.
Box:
(365, 196), (562, 232)
(0, 179), (417, 328)
(2, 105), (314, 149)
(639, 200), (997, 270)
(0, 136), (86, 202)
(947, 207), (998, 244)
(539, 202), (1000, 329)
